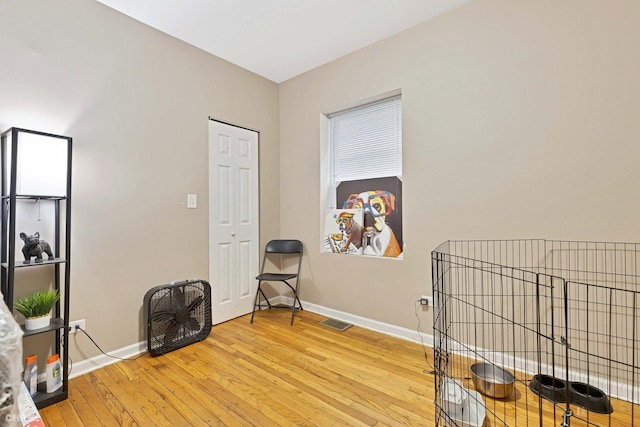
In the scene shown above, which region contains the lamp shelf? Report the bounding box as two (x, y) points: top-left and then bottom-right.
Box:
(1, 258), (67, 269)
(32, 382), (68, 407)
(1, 126), (72, 409)
(21, 317), (65, 337)
(2, 194), (67, 201)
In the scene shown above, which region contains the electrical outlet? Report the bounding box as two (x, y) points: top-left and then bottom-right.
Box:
(68, 319), (85, 334)
(420, 295), (433, 306)
(187, 193), (197, 209)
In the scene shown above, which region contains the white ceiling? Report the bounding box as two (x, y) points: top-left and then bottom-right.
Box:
(96, 0), (471, 83)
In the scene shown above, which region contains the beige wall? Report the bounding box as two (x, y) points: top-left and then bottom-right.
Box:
(0, 0), (280, 359)
(2, 0), (639, 363)
(278, 0), (640, 330)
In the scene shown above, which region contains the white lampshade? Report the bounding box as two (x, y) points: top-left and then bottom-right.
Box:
(4, 129), (69, 197)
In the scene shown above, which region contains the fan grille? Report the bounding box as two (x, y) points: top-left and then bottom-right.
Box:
(144, 279), (212, 356)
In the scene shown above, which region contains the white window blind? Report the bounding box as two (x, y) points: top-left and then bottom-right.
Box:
(330, 96), (402, 184)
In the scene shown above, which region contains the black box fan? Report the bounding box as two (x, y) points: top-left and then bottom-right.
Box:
(143, 279), (212, 356)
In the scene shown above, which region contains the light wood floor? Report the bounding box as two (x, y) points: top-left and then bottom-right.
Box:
(40, 309), (435, 426)
(39, 309), (637, 426)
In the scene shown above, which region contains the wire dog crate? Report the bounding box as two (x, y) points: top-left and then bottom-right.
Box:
(431, 239), (640, 427)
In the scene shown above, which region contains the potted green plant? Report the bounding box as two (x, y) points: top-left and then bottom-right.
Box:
(14, 290), (60, 330)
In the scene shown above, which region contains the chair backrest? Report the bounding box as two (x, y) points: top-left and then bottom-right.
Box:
(265, 239), (303, 254)
(260, 240), (303, 277)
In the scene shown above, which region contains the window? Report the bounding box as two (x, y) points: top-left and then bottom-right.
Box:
(322, 95), (403, 258)
(330, 95), (402, 185)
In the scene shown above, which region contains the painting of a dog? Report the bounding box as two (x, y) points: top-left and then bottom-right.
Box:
(322, 209), (363, 254)
(337, 176), (403, 258)
(335, 211), (364, 253)
(343, 190), (401, 257)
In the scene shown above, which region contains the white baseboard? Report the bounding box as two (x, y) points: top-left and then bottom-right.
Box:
(69, 341), (146, 379)
(288, 297), (435, 347)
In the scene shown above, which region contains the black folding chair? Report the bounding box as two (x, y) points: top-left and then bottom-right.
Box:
(250, 239), (303, 325)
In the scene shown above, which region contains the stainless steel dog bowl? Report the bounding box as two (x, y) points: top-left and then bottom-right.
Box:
(471, 363), (515, 398)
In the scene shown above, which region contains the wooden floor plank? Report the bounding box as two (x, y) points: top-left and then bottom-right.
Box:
(33, 402), (75, 427)
(196, 346), (339, 425)
(137, 355), (233, 426)
(66, 375), (112, 427)
(82, 369), (138, 426)
(99, 363), (173, 426)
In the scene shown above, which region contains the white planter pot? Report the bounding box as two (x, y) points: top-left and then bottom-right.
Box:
(24, 313), (52, 330)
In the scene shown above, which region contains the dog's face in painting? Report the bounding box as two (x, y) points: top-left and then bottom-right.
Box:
(335, 211), (356, 233)
(343, 190), (395, 232)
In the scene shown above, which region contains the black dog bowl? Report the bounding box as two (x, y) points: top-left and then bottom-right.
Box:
(529, 374), (568, 403)
(569, 382), (613, 414)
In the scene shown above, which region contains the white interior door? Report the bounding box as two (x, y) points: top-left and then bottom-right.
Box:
(209, 120), (259, 324)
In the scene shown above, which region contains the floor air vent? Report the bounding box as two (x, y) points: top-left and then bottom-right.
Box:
(320, 318), (352, 332)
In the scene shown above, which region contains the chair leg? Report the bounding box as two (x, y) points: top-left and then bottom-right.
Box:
(251, 282), (264, 323)
(251, 282), (273, 323)
(287, 283), (303, 325)
(278, 280), (303, 325)
(250, 285), (260, 323)
(260, 288), (272, 308)
(290, 299), (296, 325)
(294, 292), (303, 311)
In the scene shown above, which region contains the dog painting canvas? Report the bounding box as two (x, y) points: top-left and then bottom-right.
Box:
(322, 209), (363, 254)
(337, 176), (403, 258)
